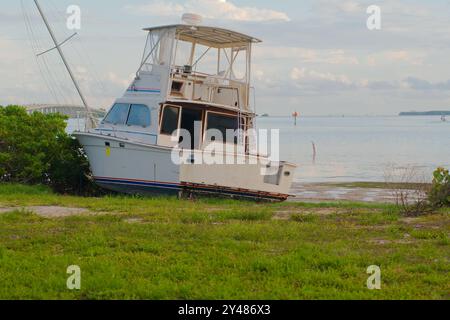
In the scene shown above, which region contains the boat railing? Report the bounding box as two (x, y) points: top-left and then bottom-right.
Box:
(169, 67), (248, 109)
(136, 63), (250, 110)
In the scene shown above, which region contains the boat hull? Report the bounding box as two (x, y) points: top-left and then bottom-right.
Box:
(74, 132), (296, 201)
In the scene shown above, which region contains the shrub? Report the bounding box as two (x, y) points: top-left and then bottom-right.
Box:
(0, 105), (98, 195)
(428, 167), (450, 208)
(385, 165), (431, 217)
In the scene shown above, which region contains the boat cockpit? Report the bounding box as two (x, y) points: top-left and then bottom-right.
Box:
(139, 24), (260, 112)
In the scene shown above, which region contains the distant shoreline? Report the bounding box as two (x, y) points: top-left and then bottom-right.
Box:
(399, 111), (450, 116)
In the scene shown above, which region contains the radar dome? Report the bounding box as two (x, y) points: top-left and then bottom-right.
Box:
(182, 13), (203, 26)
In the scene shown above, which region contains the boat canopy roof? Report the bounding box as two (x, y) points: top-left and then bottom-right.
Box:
(143, 24), (261, 48)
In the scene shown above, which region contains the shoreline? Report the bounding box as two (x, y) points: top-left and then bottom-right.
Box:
(290, 182), (428, 203)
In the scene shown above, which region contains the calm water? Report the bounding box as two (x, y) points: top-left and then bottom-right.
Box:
(67, 116), (450, 183)
(257, 116), (450, 183)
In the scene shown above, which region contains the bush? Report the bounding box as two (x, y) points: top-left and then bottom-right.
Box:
(386, 166), (450, 216)
(386, 165), (431, 217)
(0, 105), (98, 195)
(428, 167), (450, 208)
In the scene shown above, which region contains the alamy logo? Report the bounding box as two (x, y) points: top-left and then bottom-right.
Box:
(170, 127), (281, 175)
(367, 5), (381, 30)
(366, 265), (381, 290)
(66, 5), (81, 30)
(67, 265), (81, 290)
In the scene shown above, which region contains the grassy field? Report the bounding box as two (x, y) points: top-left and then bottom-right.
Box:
(0, 184), (448, 300)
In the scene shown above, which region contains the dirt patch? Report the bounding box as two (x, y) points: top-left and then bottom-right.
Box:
(401, 217), (420, 224)
(273, 207), (347, 220)
(203, 207), (232, 213)
(124, 217), (145, 224)
(0, 206), (94, 218)
(29, 206), (91, 218)
(400, 217), (450, 229)
(369, 238), (415, 245)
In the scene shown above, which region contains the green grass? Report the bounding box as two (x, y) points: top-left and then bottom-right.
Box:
(0, 184), (448, 300)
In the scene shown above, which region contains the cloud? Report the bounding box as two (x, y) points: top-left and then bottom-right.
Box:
(275, 67), (450, 96)
(0, 42), (127, 108)
(127, 1), (185, 17)
(125, 0), (290, 22)
(0, 37), (21, 62)
(290, 67), (353, 87)
(367, 50), (425, 67)
(336, 1), (364, 14)
(312, 0), (365, 20)
(403, 77), (450, 91)
(288, 67), (356, 94)
(106, 72), (134, 89)
(255, 47), (359, 65)
(315, 0), (430, 18)
(3, 1), (450, 115)
(363, 80), (398, 91)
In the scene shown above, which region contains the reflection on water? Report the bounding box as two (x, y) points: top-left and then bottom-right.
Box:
(67, 116), (450, 183)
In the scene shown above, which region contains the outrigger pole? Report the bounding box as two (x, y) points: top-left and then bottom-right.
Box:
(33, 0), (97, 130)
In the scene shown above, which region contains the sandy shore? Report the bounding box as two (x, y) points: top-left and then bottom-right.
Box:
(290, 182), (423, 203)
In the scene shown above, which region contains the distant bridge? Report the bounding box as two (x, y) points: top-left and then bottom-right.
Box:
(24, 104), (106, 118)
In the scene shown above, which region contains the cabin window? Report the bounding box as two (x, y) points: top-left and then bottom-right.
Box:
(180, 108), (203, 150)
(127, 104), (151, 127)
(206, 113), (239, 144)
(171, 81), (183, 93)
(103, 103), (130, 125)
(160, 106), (180, 135)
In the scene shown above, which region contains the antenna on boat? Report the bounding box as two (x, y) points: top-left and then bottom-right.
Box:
(32, 0), (97, 130)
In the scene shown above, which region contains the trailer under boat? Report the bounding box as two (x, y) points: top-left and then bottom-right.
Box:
(71, 16), (297, 202)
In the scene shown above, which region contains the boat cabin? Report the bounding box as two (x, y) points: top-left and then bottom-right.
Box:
(96, 24), (261, 153)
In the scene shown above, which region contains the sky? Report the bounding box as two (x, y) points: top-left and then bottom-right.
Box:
(1, 0), (450, 116)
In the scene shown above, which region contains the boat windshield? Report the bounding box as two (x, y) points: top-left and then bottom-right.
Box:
(103, 103), (130, 125)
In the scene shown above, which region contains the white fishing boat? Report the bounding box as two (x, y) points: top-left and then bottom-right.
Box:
(32, 5), (297, 201)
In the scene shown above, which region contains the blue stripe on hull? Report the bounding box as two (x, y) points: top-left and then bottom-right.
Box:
(95, 180), (179, 196)
(95, 178), (180, 190)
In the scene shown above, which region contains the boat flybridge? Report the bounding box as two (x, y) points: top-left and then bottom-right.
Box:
(74, 18), (297, 201)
